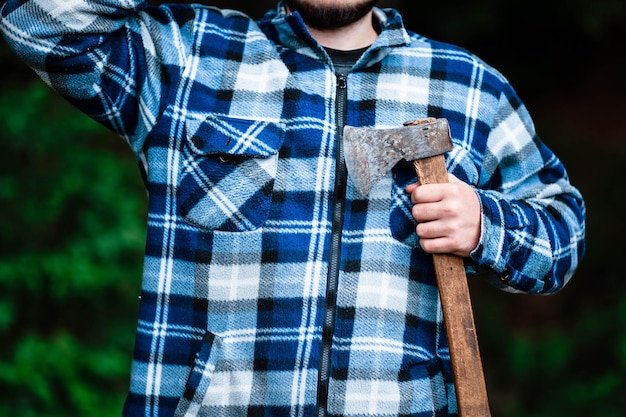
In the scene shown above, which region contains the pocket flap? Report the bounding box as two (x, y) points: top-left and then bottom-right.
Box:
(185, 115), (286, 157)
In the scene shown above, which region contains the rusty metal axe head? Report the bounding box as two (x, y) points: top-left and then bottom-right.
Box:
(343, 118), (453, 196)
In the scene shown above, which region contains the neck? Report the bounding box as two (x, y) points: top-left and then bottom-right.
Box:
(305, 11), (379, 51)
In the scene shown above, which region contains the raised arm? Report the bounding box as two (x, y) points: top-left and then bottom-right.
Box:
(0, 0), (189, 154)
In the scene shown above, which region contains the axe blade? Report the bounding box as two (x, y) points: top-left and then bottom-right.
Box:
(343, 118), (453, 196)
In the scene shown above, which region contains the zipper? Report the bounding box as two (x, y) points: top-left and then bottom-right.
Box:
(317, 73), (349, 417)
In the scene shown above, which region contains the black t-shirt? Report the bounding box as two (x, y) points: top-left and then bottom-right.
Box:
(325, 45), (370, 75)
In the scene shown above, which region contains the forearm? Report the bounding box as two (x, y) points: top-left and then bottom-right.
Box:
(472, 184), (585, 294)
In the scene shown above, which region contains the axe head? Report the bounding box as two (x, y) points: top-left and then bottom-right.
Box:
(343, 118), (453, 196)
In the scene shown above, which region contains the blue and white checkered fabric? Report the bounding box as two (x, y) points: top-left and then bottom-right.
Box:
(1, 1), (586, 416)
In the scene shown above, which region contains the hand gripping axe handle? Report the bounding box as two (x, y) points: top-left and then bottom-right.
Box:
(343, 118), (491, 417)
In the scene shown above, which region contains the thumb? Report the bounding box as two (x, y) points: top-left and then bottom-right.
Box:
(447, 173), (461, 183)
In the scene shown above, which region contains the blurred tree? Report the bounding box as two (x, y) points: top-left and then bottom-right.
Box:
(1, 0), (624, 416)
(0, 50), (146, 415)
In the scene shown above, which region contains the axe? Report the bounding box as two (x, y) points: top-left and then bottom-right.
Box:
(343, 118), (491, 417)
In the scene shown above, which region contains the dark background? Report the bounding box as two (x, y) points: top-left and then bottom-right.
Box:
(1, 1), (624, 416)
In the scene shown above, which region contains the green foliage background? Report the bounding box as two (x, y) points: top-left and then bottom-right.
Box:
(1, 0), (625, 416)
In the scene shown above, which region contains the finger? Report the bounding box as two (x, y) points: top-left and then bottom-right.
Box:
(416, 218), (477, 257)
(412, 202), (444, 223)
(419, 236), (457, 255)
(409, 183), (447, 205)
(407, 173), (458, 196)
(405, 182), (420, 194)
(416, 217), (463, 242)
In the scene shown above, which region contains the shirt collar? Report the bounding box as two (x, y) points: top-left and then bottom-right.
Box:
(258, 1), (412, 68)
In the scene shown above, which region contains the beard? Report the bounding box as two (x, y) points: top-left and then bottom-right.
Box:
(285, 0), (380, 30)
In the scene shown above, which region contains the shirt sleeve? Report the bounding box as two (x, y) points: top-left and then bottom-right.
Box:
(0, 0), (189, 155)
(470, 81), (586, 294)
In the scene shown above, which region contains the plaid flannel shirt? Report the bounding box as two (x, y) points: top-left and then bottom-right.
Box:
(1, 1), (585, 416)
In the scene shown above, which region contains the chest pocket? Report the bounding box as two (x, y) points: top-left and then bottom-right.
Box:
(178, 115), (286, 232)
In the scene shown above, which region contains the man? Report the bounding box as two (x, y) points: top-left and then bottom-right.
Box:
(0, 0), (585, 416)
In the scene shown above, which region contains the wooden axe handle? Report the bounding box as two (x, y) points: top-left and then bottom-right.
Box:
(413, 156), (491, 417)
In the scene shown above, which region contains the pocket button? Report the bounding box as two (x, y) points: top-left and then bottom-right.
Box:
(219, 154), (234, 163)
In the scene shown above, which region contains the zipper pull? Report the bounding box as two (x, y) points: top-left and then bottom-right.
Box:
(336, 73), (347, 89)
